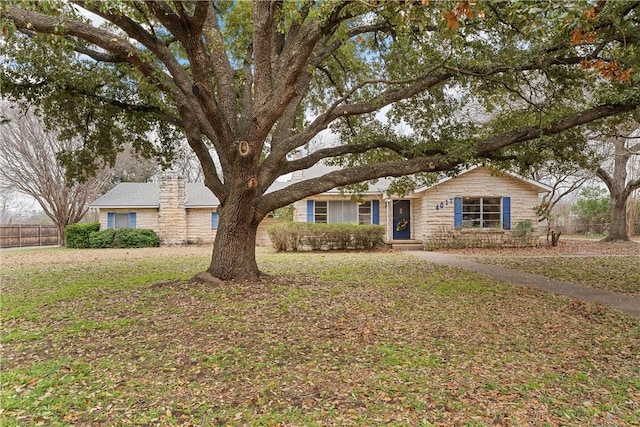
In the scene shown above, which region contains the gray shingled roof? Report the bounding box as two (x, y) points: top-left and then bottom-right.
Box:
(90, 165), (392, 209)
(185, 183), (219, 207)
(91, 163), (548, 209)
(297, 163), (392, 194)
(91, 182), (160, 208)
(91, 182), (223, 208)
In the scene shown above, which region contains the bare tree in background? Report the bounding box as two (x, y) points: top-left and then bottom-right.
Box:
(526, 162), (592, 244)
(0, 106), (112, 244)
(110, 143), (159, 185)
(0, 187), (28, 224)
(171, 143), (205, 183)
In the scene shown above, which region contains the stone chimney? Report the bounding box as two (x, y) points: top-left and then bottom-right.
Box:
(158, 174), (187, 245)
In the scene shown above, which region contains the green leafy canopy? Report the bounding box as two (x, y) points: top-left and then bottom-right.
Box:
(1, 1), (639, 206)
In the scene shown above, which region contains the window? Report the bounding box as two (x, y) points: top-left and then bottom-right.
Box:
(211, 212), (219, 229)
(327, 200), (358, 223)
(314, 201), (328, 223)
(308, 200), (379, 224)
(358, 201), (372, 225)
(462, 197), (501, 229)
(107, 212), (136, 229)
(115, 213), (130, 229)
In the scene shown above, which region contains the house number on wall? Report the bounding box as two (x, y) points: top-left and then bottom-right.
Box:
(435, 198), (454, 211)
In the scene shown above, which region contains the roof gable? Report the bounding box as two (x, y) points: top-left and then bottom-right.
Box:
(413, 166), (551, 194)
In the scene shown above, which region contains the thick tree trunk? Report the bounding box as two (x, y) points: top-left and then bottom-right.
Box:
(58, 223), (66, 246)
(603, 197), (629, 241)
(205, 190), (261, 281)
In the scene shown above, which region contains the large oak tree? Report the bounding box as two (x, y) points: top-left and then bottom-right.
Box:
(2, 1), (639, 280)
(592, 121), (640, 240)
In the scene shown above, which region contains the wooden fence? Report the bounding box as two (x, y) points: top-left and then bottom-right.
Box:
(0, 224), (60, 249)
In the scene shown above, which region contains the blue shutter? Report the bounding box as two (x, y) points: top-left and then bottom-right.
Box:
(502, 197), (511, 230)
(211, 212), (219, 229)
(107, 212), (115, 229)
(372, 200), (380, 225)
(306, 200), (314, 223)
(128, 212), (137, 228)
(454, 197), (463, 229)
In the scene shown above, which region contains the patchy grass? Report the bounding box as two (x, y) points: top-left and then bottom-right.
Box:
(1, 249), (639, 426)
(473, 256), (640, 295)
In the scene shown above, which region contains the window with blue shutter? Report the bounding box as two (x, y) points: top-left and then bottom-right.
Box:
(306, 200), (314, 223)
(107, 212), (115, 229)
(502, 197), (511, 230)
(372, 200), (380, 225)
(211, 212), (219, 229)
(454, 197), (463, 229)
(109, 212), (136, 229)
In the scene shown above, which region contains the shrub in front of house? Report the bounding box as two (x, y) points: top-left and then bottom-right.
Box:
(65, 222), (100, 248)
(113, 228), (160, 248)
(424, 222), (539, 250)
(268, 222), (306, 251)
(510, 220), (535, 245)
(268, 222), (384, 252)
(87, 228), (160, 248)
(351, 226), (385, 250)
(88, 229), (117, 248)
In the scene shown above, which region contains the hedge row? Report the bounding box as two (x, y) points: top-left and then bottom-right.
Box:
(89, 228), (160, 248)
(64, 223), (160, 248)
(267, 222), (384, 252)
(423, 222), (539, 250)
(65, 223), (100, 248)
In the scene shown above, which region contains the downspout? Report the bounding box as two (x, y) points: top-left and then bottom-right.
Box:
(386, 198), (392, 242)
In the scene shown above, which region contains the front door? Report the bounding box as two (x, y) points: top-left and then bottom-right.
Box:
(393, 200), (411, 240)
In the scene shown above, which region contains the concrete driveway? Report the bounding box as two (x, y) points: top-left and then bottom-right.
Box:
(407, 251), (640, 319)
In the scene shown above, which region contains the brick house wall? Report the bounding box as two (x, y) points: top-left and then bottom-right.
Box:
(292, 167), (546, 244)
(186, 208), (217, 244)
(414, 167), (544, 241)
(98, 208), (158, 231)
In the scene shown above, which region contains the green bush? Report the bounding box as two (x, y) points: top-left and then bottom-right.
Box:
(511, 220), (535, 246)
(352, 226), (385, 249)
(512, 220), (533, 238)
(114, 228), (160, 248)
(88, 229), (117, 248)
(65, 222), (100, 248)
(86, 228), (160, 248)
(266, 222), (302, 251)
(267, 222), (384, 252)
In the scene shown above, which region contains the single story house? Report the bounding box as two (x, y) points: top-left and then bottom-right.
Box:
(294, 165), (551, 247)
(90, 165), (550, 247)
(90, 174), (284, 246)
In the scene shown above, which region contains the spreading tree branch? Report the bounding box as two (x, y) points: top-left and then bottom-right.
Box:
(259, 102), (638, 215)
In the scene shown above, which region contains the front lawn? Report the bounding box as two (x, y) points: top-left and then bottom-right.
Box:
(1, 249), (638, 426)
